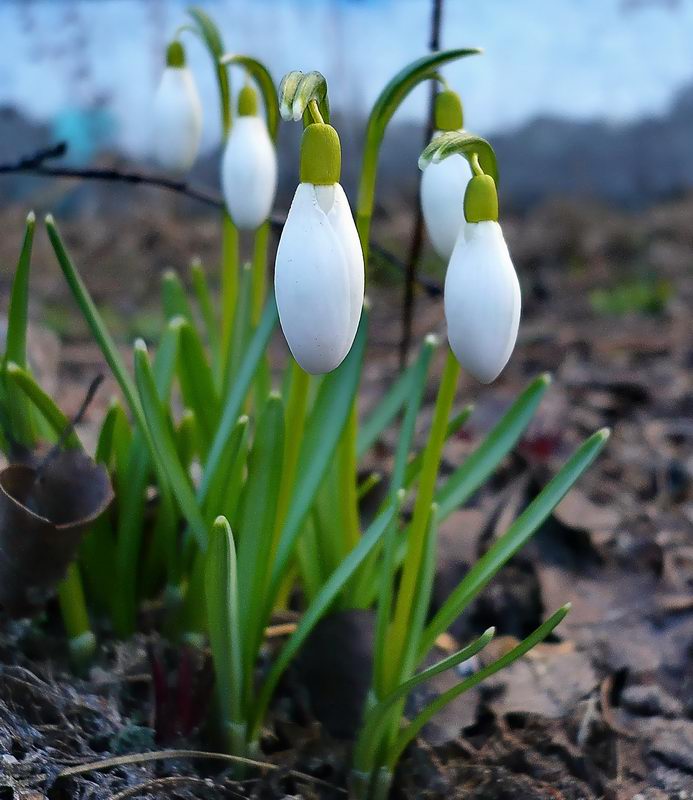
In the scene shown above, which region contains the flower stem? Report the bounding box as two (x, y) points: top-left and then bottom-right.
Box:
(220, 212), (240, 365)
(384, 348), (459, 688)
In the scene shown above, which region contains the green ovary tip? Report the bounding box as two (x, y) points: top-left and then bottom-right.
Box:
(435, 90), (463, 131)
(238, 85), (259, 116)
(300, 123), (341, 185)
(166, 40), (185, 68)
(464, 174), (498, 222)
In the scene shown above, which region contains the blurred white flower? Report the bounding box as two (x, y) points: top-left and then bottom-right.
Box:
(275, 181), (364, 374)
(420, 148), (472, 259)
(152, 43), (202, 174)
(221, 87), (277, 230)
(444, 220), (521, 383)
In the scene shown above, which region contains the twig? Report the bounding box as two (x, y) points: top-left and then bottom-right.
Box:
(109, 775), (222, 800)
(399, 0), (445, 367)
(0, 142), (444, 298)
(0, 143), (223, 209)
(57, 748), (348, 794)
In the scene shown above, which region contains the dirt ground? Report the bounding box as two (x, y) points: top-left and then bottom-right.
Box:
(0, 191), (691, 798)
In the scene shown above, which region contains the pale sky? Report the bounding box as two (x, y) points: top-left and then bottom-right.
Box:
(1, 0), (692, 158)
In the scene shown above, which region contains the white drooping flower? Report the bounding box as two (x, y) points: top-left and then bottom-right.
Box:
(221, 86), (277, 230)
(274, 123), (364, 374)
(420, 149), (472, 259)
(420, 90), (471, 259)
(444, 174), (521, 383)
(152, 42), (202, 174)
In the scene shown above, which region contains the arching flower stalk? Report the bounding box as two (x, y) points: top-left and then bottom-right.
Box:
(274, 72), (364, 374)
(420, 88), (472, 260)
(220, 83), (278, 231)
(152, 41), (203, 174)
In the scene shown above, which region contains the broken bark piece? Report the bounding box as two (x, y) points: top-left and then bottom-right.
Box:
(0, 449), (113, 616)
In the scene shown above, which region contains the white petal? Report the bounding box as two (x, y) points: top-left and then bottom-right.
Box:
(152, 68), (202, 173)
(420, 151), (472, 260)
(444, 221), (521, 383)
(319, 183), (364, 354)
(274, 183), (352, 374)
(221, 116), (278, 230)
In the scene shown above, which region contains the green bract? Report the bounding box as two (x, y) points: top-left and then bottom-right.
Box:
(300, 123), (341, 184)
(166, 40), (186, 68)
(464, 173), (499, 222)
(434, 88), (463, 131)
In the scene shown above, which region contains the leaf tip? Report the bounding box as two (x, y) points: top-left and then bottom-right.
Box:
(596, 427), (611, 442)
(26, 210), (36, 225)
(44, 212), (55, 227)
(134, 338), (148, 354)
(169, 315), (188, 331)
(424, 333), (440, 348)
(538, 372), (552, 387)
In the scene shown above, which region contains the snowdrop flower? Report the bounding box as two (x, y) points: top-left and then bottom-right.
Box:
(274, 123), (364, 374)
(152, 42), (202, 174)
(420, 91), (472, 260)
(444, 172), (521, 383)
(221, 85), (278, 230)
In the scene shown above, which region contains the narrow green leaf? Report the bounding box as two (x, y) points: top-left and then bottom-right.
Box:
(5, 211), (35, 368)
(133, 339), (207, 548)
(389, 605), (571, 767)
(46, 216), (144, 426)
(354, 627), (494, 773)
(177, 319), (220, 456)
(203, 415), (249, 527)
(3, 211), (37, 446)
(205, 517), (244, 731)
(199, 296), (278, 503)
(237, 394), (285, 697)
(5, 362), (80, 448)
(113, 318), (184, 634)
(162, 270), (195, 324)
(190, 258), (221, 380)
(420, 429), (609, 655)
(436, 374), (551, 520)
(176, 409), (198, 470)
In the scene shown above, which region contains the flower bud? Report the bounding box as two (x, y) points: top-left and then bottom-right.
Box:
(152, 42), (202, 174)
(420, 90), (470, 260)
(221, 85), (277, 230)
(444, 219), (521, 384)
(274, 127), (363, 374)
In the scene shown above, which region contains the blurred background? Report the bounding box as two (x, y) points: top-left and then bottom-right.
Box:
(0, 0), (691, 396)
